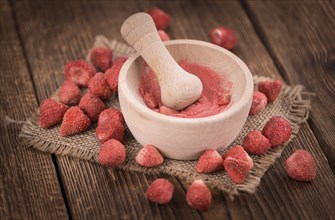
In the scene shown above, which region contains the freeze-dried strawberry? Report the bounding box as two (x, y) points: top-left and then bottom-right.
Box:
(60, 107), (91, 136)
(88, 72), (112, 99)
(98, 139), (126, 167)
(98, 108), (124, 123)
(285, 150), (317, 181)
(158, 29), (170, 41)
(243, 130), (271, 155)
(90, 47), (112, 71)
(222, 145), (253, 166)
(262, 116), (292, 146)
(79, 93), (106, 122)
(39, 98), (69, 129)
(147, 7), (172, 30)
(222, 146), (253, 184)
(249, 91), (267, 115)
(258, 80), (282, 102)
(105, 57), (128, 92)
(146, 178), (174, 204)
(196, 149), (223, 173)
(112, 109), (125, 125)
(59, 80), (81, 105)
(135, 144), (164, 168)
(64, 60), (95, 87)
(186, 180), (212, 211)
(224, 157), (252, 184)
(96, 108), (125, 143)
(217, 93), (231, 106)
(209, 27), (237, 50)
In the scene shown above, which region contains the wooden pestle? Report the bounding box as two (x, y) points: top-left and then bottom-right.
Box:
(121, 12), (203, 110)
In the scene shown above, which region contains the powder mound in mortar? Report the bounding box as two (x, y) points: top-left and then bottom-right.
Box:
(139, 60), (232, 118)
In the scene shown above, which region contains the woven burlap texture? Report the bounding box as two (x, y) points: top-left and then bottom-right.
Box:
(20, 36), (311, 196)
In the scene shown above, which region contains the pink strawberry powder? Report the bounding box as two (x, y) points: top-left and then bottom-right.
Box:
(139, 60), (232, 118)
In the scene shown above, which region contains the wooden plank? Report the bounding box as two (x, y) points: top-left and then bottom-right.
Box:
(222, 123), (335, 220)
(244, 0), (335, 171)
(56, 158), (202, 219)
(170, 0), (335, 219)
(11, 0), (335, 219)
(11, 0), (202, 219)
(0, 0), (68, 219)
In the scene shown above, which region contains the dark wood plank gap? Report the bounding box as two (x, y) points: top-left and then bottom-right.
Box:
(7, 0), (39, 104)
(8, 0), (75, 217)
(51, 154), (73, 220)
(239, 0), (290, 84)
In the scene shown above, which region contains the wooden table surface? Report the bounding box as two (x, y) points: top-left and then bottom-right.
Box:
(1, 0), (335, 219)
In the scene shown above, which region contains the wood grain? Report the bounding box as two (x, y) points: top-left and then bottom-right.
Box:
(0, 0), (68, 219)
(244, 0), (335, 171)
(10, 0), (202, 219)
(159, 1), (335, 219)
(8, 0), (335, 219)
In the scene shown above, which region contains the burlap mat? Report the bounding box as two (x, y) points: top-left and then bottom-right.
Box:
(19, 36), (312, 196)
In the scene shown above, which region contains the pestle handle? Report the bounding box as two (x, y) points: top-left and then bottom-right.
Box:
(121, 12), (203, 110)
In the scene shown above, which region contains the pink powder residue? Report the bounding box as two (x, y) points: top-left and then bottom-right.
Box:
(139, 60), (232, 118)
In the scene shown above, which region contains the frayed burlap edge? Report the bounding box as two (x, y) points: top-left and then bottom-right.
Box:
(235, 76), (312, 195)
(19, 36), (312, 196)
(20, 112), (99, 161)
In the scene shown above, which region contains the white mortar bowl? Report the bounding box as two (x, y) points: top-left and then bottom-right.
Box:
(118, 39), (253, 160)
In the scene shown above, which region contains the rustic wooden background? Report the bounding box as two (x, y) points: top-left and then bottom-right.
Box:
(1, 0), (334, 219)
